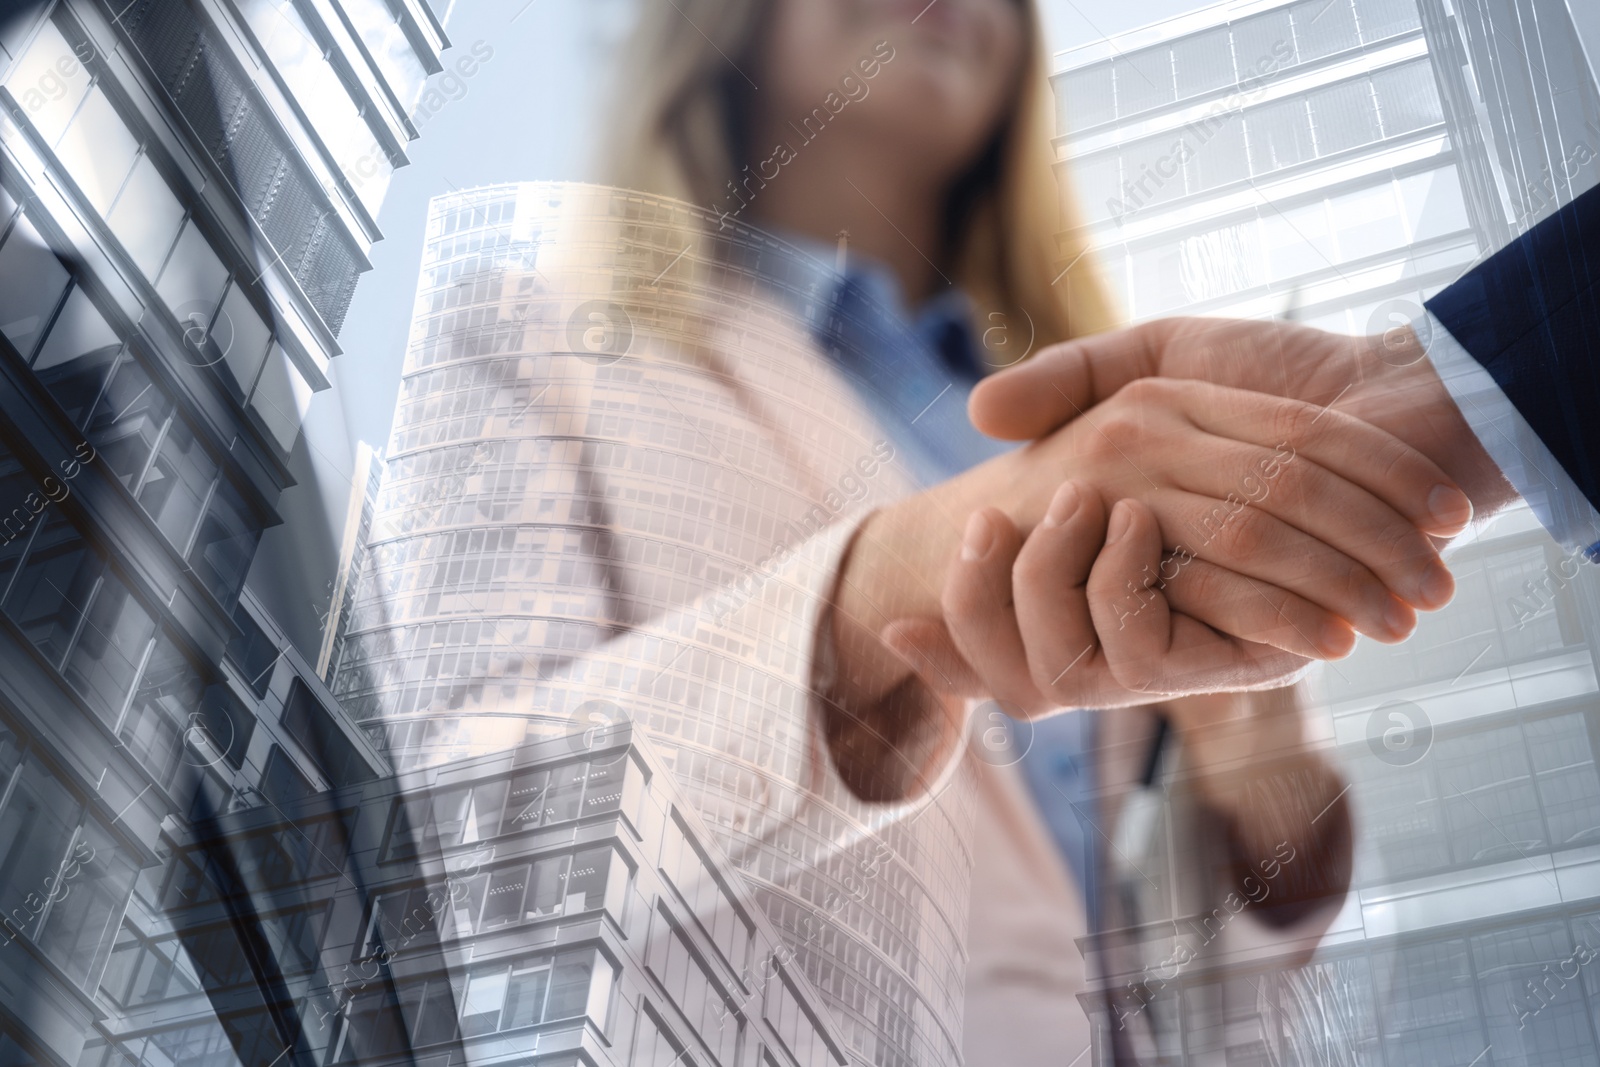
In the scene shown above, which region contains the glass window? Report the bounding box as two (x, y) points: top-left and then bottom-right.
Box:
(1118, 135), (1187, 210)
(1399, 167), (1470, 243)
(154, 219), (229, 332)
(1173, 26), (1237, 99)
(1308, 79), (1381, 156)
(0, 718), (20, 789)
(107, 156), (184, 279)
(1373, 58), (1443, 137)
(261, 905), (326, 975)
(53, 86), (137, 215)
(196, 685), (254, 771)
(237, 0), (393, 213)
(1056, 62), (1116, 132)
(249, 344), (315, 452)
(542, 762), (586, 824)
(120, 635), (203, 784)
(445, 870), (487, 937)
(546, 951), (593, 1020)
(1330, 181), (1406, 262)
(500, 769), (547, 835)
(261, 745), (315, 807)
(413, 975), (462, 1046)
(1129, 243), (1187, 317)
(0, 449), (40, 569)
(341, 0), (430, 110)
(582, 759), (624, 816)
(33, 818), (138, 989)
(479, 864), (529, 929)
(337, 991), (407, 1063)
(1356, 0), (1421, 42)
(3, 512), (95, 669)
(1114, 46), (1176, 117)
(0, 214), (71, 360)
(1183, 113), (1248, 192)
(1527, 714), (1600, 849)
(1247, 97), (1315, 174)
(1073, 152), (1124, 223)
(564, 847), (610, 913)
(0, 755), (83, 942)
(188, 478), (257, 609)
(1232, 11), (1297, 77)
(61, 572), (155, 727)
(1374, 938), (1486, 1063)
(225, 601), (279, 696)
(459, 968), (507, 1035)
(138, 417), (217, 551)
(4, 19), (92, 146)
(527, 853), (568, 918)
(1261, 200), (1336, 280)
(213, 283), (272, 401)
(1291, 0), (1360, 60)
(33, 285), (117, 374)
(85, 354), (171, 491)
(281, 681), (374, 788)
(1437, 725), (1545, 865)
(502, 958), (551, 1029)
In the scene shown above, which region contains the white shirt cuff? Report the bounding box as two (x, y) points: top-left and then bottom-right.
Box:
(1420, 310), (1600, 559)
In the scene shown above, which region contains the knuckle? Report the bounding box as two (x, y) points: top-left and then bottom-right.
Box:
(1096, 409), (1145, 452)
(1217, 509), (1276, 558)
(1120, 376), (1172, 406)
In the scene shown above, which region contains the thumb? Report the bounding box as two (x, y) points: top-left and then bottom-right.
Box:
(968, 321), (1170, 441)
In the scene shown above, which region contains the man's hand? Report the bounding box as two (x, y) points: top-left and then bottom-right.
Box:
(831, 373), (1470, 719)
(968, 316), (1514, 515)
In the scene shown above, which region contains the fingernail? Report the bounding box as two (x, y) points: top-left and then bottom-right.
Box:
(1421, 562), (1455, 608)
(1384, 597), (1414, 638)
(1106, 501), (1133, 545)
(1042, 482), (1083, 529)
(961, 511), (994, 562)
(1429, 484), (1473, 530)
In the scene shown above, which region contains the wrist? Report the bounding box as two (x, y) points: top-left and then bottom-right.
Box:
(818, 503), (962, 800)
(1350, 327), (1515, 514)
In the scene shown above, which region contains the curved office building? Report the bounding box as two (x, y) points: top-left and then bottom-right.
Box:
(332, 183), (974, 1067)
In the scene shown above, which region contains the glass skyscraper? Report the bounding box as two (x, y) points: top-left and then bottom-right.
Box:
(0, 2), (448, 1066)
(154, 725), (848, 1067)
(1050, 1), (1600, 1061)
(331, 183), (975, 1067)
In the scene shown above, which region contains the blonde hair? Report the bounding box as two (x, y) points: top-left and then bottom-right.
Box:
(600, 0), (1121, 351)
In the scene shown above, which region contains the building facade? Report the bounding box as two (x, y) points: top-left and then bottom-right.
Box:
(0, 1), (448, 1065)
(1050, 1), (1600, 1063)
(141, 727), (847, 1067)
(331, 183), (976, 1067)
(1050, 0), (1600, 333)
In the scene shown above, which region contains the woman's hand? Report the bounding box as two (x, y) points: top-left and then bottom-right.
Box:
(829, 377), (1470, 715)
(880, 486), (1322, 710)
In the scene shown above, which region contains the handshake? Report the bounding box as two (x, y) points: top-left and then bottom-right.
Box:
(824, 315), (1511, 764)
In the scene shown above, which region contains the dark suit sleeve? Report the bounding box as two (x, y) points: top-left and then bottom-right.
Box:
(1425, 182), (1600, 551)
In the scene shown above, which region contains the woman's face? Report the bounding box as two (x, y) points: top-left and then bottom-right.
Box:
(751, 0), (1027, 181)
